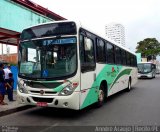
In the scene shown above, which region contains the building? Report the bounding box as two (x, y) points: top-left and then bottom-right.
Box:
(0, 0), (66, 64)
(105, 23), (125, 47)
(0, 53), (17, 64)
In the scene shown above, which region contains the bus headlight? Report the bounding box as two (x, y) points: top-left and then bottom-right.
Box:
(59, 82), (79, 96)
(59, 84), (73, 96)
(18, 82), (28, 94)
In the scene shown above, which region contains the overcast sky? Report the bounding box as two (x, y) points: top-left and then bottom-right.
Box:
(30, 0), (160, 52)
(1, 0), (160, 54)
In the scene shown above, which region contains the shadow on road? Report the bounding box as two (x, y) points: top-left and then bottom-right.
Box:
(27, 104), (95, 120)
(107, 87), (136, 102)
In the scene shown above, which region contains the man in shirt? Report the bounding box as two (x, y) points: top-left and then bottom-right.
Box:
(3, 64), (13, 101)
(3, 64), (12, 80)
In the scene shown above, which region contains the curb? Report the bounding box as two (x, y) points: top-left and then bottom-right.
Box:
(0, 105), (34, 117)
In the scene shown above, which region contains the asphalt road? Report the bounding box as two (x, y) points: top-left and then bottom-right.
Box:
(0, 76), (160, 132)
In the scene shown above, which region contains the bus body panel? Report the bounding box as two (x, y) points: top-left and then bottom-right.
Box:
(80, 70), (98, 109)
(17, 72), (81, 110)
(17, 89), (80, 110)
(80, 64), (137, 109)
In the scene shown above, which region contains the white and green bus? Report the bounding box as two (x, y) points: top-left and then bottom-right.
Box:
(17, 20), (138, 110)
(137, 62), (156, 78)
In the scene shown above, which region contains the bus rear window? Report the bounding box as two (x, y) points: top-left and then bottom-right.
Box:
(21, 22), (77, 40)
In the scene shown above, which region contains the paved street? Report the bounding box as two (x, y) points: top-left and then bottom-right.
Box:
(0, 76), (160, 131)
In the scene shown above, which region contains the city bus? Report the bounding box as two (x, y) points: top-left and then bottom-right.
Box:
(137, 62), (156, 78)
(17, 20), (137, 110)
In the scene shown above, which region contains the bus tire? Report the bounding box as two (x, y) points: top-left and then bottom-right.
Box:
(96, 84), (105, 107)
(126, 78), (131, 92)
(153, 73), (155, 78)
(151, 74), (153, 79)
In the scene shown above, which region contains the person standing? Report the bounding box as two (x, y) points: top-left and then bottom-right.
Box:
(0, 63), (7, 105)
(6, 73), (15, 101)
(3, 64), (12, 80)
(3, 64), (12, 101)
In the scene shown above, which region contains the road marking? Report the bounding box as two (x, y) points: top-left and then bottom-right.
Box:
(39, 123), (59, 132)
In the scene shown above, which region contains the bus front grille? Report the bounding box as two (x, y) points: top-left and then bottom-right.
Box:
(141, 76), (148, 78)
(32, 97), (53, 103)
(30, 90), (57, 95)
(27, 81), (62, 89)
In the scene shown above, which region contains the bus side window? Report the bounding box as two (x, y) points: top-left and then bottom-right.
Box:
(79, 34), (85, 63)
(106, 42), (115, 64)
(115, 46), (122, 65)
(96, 39), (105, 63)
(126, 52), (131, 66)
(130, 54), (134, 67)
(80, 34), (95, 72)
(84, 37), (94, 63)
(122, 50), (126, 65)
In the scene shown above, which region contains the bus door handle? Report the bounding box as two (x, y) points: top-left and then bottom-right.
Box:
(94, 73), (96, 81)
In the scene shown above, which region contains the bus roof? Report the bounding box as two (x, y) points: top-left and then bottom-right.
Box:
(22, 20), (136, 55)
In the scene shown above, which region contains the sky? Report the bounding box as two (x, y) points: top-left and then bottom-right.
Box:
(30, 0), (160, 52)
(1, 0), (160, 54)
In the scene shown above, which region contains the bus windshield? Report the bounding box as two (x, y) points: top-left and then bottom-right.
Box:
(138, 63), (152, 73)
(18, 37), (77, 79)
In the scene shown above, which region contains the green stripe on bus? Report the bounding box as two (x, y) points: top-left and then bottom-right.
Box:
(80, 65), (132, 109)
(80, 64), (119, 109)
(109, 68), (132, 90)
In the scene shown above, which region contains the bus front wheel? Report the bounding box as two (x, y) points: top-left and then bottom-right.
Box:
(96, 85), (105, 107)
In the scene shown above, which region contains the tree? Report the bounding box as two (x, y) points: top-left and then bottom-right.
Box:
(136, 38), (160, 60)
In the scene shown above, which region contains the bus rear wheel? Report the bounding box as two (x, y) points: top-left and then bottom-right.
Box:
(126, 79), (131, 92)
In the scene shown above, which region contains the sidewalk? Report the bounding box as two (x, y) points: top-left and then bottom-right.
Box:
(0, 91), (33, 117)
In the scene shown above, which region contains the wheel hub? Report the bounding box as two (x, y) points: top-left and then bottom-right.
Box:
(99, 90), (104, 102)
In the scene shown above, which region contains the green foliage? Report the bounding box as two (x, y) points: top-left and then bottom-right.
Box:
(136, 38), (160, 59)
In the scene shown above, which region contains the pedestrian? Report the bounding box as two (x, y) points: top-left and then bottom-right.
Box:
(6, 73), (15, 101)
(3, 64), (12, 101)
(3, 64), (12, 81)
(0, 63), (7, 105)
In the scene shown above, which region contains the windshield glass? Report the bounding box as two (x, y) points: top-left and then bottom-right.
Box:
(18, 37), (77, 79)
(138, 63), (151, 73)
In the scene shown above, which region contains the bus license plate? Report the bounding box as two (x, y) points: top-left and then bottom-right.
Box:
(37, 102), (48, 107)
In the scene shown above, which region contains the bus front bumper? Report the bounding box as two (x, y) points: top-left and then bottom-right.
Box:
(17, 90), (80, 110)
(138, 73), (152, 78)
